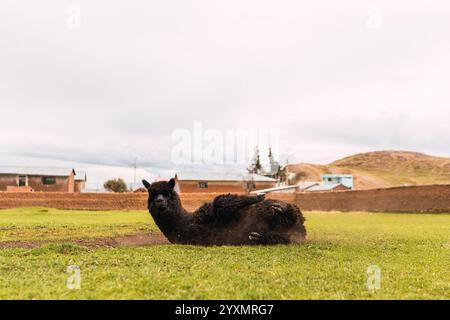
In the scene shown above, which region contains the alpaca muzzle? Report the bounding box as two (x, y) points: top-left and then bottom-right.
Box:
(154, 195), (168, 209)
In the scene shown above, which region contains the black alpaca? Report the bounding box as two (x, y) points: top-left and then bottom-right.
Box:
(142, 178), (307, 245)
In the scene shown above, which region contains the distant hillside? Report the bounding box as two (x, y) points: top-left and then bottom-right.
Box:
(288, 151), (450, 190)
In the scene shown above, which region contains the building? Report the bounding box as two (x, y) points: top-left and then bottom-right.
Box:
(74, 172), (87, 192)
(0, 167), (87, 193)
(304, 183), (349, 192)
(128, 182), (145, 192)
(250, 184), (300, 195)
(250, 181), (319, 195)
(174, 171), (277, 193)
(298, 181), (321, 191)
(321, 174), (353, 189)
(251, 180), (349, 194)
(260, 148), (282, 180)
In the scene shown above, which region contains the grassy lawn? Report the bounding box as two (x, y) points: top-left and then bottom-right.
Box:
(0, 208), (157, 241)
(0, 208), (448, 299)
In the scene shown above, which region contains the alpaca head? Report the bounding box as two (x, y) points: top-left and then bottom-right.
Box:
(142, 178), (180, 215)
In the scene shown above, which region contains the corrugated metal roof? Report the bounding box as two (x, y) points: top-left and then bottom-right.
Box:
(250, 184), (299, 194)
(176, 171), (277, 182)
(298, 181), (320, 190)
(321, 174), (353, 178)
(306, 183), (345, 192)
(250, 181), (322, 194)
(0, 166), (75, 177)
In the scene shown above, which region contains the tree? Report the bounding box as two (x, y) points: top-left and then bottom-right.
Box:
(247, 146), (262, 174)
(104, 178), (128, 193)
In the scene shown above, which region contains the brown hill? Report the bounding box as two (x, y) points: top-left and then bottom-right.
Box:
(288, 151), (450, 190)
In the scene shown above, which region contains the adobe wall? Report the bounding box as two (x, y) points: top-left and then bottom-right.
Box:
(27, 176), (70, 192)
(293, 184), (450, 213)
(0, 175), (18, 191)
(0, 184), (449, 213)
(0, 175), (73, 192)
(178, 181), (276, 193)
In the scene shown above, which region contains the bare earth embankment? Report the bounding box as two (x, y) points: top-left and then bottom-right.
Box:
(288, 150), (450, 189)
(1, 184), (449, 212)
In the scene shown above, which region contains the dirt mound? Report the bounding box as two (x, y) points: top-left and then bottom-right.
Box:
(0, 232), (170, 249)
(288, 150), (450, 189)
(332, 150), (450, 169)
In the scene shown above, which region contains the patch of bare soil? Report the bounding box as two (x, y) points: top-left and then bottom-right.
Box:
(0, 232), (170, 249)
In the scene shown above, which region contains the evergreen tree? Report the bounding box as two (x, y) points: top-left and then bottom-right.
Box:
(247, 146), (262, 174)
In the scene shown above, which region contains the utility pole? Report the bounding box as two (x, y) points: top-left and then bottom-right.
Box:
(134, 157), (138, 184)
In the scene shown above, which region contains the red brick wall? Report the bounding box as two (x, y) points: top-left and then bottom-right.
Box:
(178, 181), (276, 193)
(305, 184), (349, 192)
(0, 185), (449, 212)
(6, 186), (34, 192)
(27, 176), (70, 192)
(74, 181), (86, 193)
(293, 184), (450, 212)
(0, 175), (18, 191)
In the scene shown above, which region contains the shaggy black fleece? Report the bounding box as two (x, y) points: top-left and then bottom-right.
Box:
(142, 178), (307, 245)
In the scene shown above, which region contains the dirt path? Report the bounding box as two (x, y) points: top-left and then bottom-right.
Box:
(0, 232), (170, 249)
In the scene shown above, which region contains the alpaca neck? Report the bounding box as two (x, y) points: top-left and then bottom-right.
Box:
(151, 202), (191, 243)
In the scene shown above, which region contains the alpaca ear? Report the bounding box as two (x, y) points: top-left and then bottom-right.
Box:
(168, 178), (176, 189)
(142, 179), (151, 189)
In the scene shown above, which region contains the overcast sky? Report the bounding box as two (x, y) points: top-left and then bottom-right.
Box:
(1, 0), (449, 186)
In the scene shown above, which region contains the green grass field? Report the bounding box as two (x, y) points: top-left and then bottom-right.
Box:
(0, 208), (448, 299)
